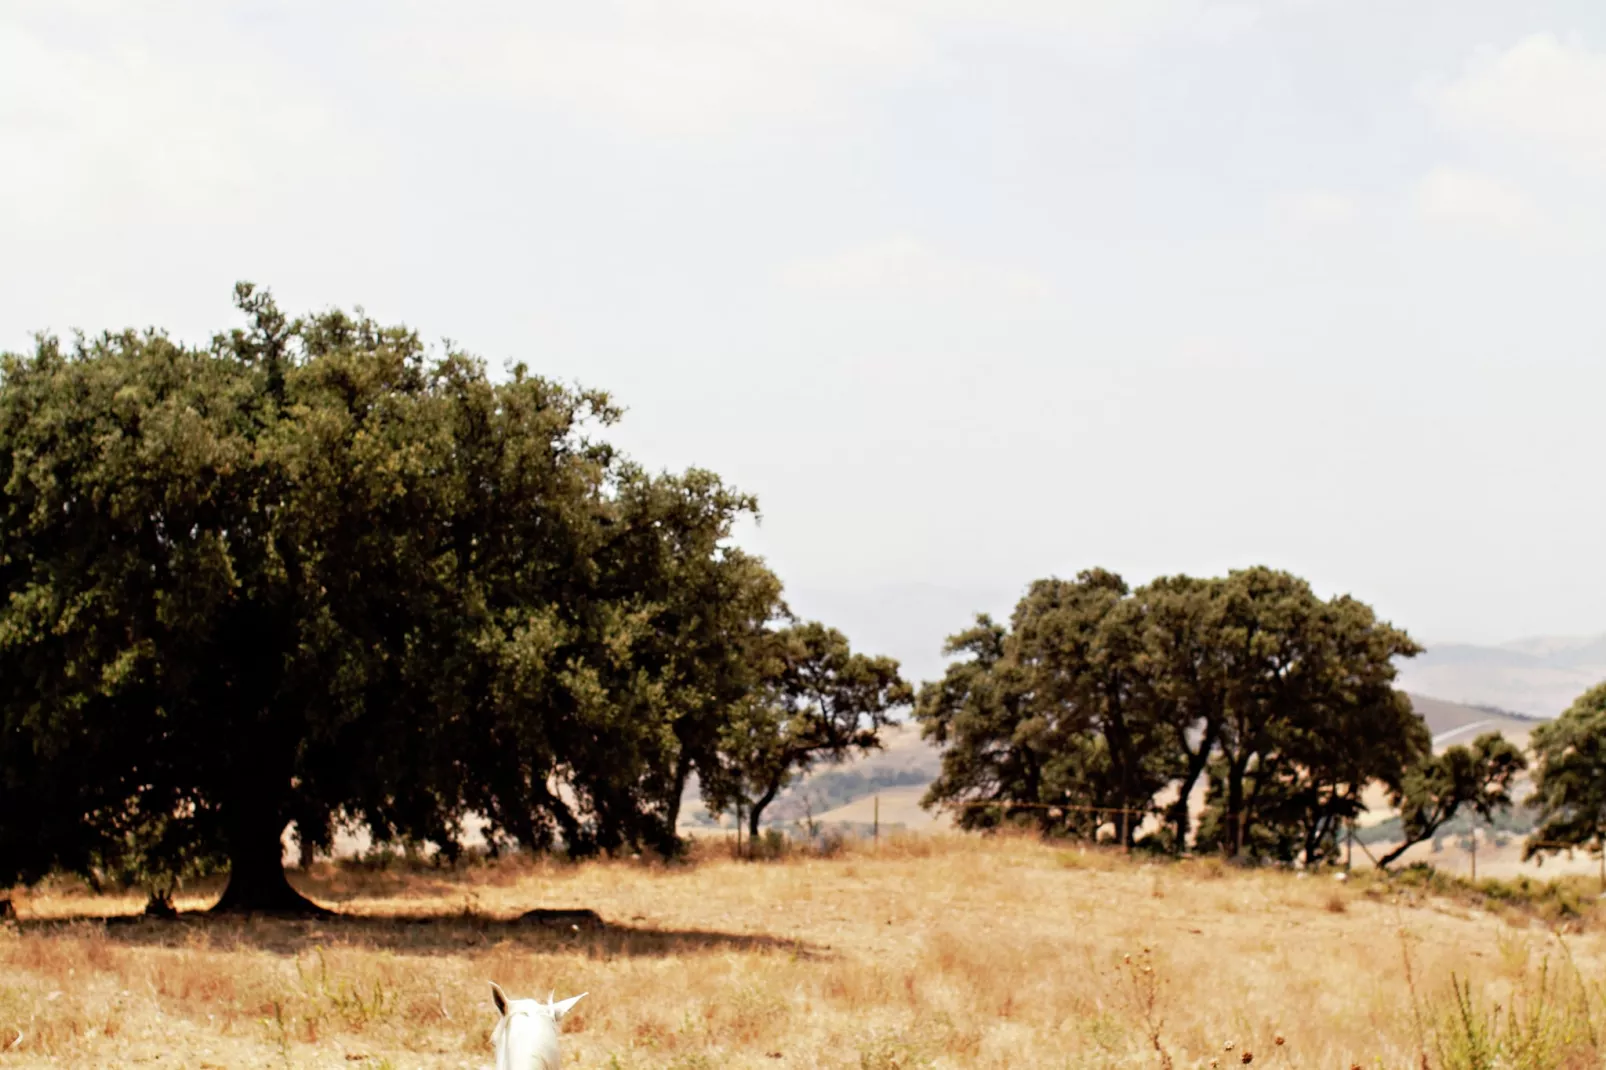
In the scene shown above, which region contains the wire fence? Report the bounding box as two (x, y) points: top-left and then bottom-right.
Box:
(725, 794), (1606, 887)
(954, 801), (1606, 885)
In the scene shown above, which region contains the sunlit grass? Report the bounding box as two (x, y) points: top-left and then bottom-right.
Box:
(4, 834), (1606, 1067)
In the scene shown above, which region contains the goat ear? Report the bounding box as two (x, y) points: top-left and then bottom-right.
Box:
(491, 982), (509, 1017)
(550, 992), (587, 1021)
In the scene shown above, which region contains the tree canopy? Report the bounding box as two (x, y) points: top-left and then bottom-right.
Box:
(1525, 682), (1606, 865)
(1376, 731), (1526, 870)
(702, 621), (913, 839)
(0, 285), (834, 912)
(916, 567), (1428, 864)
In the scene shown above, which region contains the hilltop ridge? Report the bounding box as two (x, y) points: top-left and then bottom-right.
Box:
(1396, 635), (1606, 717)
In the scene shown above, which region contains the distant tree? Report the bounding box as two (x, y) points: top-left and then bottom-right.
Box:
(914, 616), (1051, 832)
(1008, 572), (1180, 846)
(1196, 569), (1422, 861)
(918, 572), (1179, 844)
(704, 622), (912, 839)
(1266, 595), (1432, 865)
(1524, 683), (1606, 866)
(921, 566), (1423, 861)
(0, 285), (779, 912)
(1374, 732), (1526, 869)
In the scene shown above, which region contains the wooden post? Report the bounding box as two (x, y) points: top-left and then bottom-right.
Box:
(735, 799), (743, 861)
(1469, 826), (1477, 883)
(1345, 820), (1354, 871)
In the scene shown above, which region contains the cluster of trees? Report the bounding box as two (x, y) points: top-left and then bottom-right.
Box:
(5, 286), (1605, 912)
(0, 287), (910, 913)
(916, 568), (1529, 866)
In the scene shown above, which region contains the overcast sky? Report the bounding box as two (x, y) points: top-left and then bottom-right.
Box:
(4, 0), (1604, 677)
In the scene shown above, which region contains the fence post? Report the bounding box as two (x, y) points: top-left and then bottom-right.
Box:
(1469, 825), (1477, 883)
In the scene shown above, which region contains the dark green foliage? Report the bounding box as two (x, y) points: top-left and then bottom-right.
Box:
(1525, 683), (1606, 865)
(917, 571), (1185, 844)
(1191, 570), (1427, 864)
(0, 285), (786, 910)
(918, 567), (1427, 862)
(702, 621), (913, 837)
(1374, 732), (1527, 869)
(913, 613), (1057, 834)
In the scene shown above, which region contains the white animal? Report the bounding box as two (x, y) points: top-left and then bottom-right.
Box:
(490, 982), (587, 1070)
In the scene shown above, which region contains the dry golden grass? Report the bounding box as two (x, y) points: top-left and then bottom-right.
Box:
(4, 834), (1606, 1068)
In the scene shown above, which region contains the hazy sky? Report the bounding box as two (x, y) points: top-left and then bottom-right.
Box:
(4, 0), (1604, 676)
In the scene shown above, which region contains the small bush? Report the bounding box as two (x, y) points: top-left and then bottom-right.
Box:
(1352, 865), (1604, 929)
(858, 1029), (935, 1070)
(1429, 959), (1601, 1070)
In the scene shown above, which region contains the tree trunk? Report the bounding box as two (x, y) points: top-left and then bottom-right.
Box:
(1303, 816), (1323, 868)
(1170, 723), (1218, 854)
(666, 752), (692, 832)
(1375, 837), (1418, 871)
(650, 752), (693, 858)
(1225, 755), (1248, 859)
(748, 778), (781, 840)
(1377, 801), (1453, 871)
(1376, 828), (1435, 871)
(1104, 678), (1135, 849)
(211, 795), (329, 916)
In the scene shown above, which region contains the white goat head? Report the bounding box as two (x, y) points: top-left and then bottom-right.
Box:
(490, 982), (587, 1070)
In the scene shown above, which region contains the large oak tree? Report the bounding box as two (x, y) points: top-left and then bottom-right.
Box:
(0, 286), (780, 912)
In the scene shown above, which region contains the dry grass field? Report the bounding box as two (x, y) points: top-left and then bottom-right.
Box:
(5, 835), (1606, 1069)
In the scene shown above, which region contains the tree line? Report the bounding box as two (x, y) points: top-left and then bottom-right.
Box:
(3, 286), (1604, 914)
(914, 568), (1543, 867)
(0, 287), (910, 913)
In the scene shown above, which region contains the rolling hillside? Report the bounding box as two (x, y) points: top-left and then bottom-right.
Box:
(1391, 634), (1606, 718)
(1408, 692), (1546, 750)
(677, 722), (942, 833)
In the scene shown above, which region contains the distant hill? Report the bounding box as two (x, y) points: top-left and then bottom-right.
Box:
(756, 723), (951, 831)
(763, 723), (941, 822)
(677, 722), (943, 832)
(1501, 633), (1606, 668)
(1407, 693), (1545, 750)
(1396, 634), (1606, 718)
